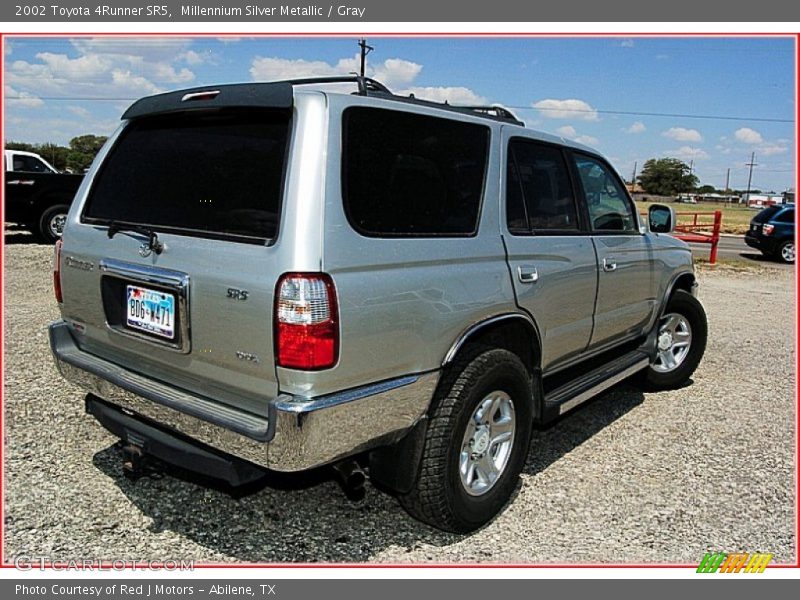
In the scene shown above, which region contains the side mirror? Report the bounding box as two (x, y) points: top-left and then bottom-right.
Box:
(648, 204), (675, 234)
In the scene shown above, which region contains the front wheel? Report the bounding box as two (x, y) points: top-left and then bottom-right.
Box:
(37, 204), (70, 244)
(643, 290), (707, 390)
(399, 348), (533, 533)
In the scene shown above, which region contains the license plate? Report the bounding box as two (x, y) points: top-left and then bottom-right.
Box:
(126, 285), (176, 339)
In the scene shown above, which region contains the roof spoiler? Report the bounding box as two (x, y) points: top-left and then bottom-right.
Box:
(121, 76), (523, 126)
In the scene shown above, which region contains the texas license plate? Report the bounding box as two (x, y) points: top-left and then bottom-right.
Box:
(126, 285), (176, 339)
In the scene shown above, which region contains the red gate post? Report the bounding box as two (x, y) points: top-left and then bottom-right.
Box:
(709, 210), (722, 265)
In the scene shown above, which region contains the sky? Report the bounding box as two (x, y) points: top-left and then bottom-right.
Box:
(3, 36), (796, 193)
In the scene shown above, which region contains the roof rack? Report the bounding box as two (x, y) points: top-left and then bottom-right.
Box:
(284, 75), (391, 96)
(288, 76), (525, 126)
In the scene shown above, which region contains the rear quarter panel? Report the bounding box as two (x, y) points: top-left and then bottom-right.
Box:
(276, 95), (519, 397)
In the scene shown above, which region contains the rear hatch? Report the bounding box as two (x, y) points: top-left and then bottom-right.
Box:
(749, 205), (782, 235)
(58, 108), (291, 417)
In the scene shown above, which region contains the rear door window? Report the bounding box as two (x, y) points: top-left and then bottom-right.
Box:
(506, 139), (580, 234)
(775, 208), (795, 223)
(83, 111), (290, 243)
(342, 107), (489, 237)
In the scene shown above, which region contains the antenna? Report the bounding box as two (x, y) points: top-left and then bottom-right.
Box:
(358, 38), (373, 78)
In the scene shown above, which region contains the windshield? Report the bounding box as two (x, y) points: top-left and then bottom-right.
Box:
(83, 110), (290, 242)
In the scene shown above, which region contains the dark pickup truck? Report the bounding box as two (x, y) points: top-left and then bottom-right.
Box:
(4, 149), (84, 243)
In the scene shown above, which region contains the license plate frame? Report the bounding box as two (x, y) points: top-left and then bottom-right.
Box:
(125, 284), (176, 340)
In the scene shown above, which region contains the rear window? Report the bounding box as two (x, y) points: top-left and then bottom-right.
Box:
(752, 205), (782, 223)
(83, 111), (290, 243)
(342, 107), (489, 237)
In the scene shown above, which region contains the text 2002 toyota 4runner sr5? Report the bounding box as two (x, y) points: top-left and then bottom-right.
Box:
(49, 77), (707, 533)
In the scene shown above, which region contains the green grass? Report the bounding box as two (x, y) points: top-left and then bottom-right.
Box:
(635, 200), (754, 234)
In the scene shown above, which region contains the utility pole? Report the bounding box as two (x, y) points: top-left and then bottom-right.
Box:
(725, 168), (730, 193)
(631, 161), (637, 189)
(358, 38), (373, 78)
(745, 152), (757, 203)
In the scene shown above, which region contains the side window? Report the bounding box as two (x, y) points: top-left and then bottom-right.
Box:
(573, 154), (636, 233)
(775, 209), (795, 224)
(343, 107), (489, 237)
(505, 140), (579, 234)
(12, 155), (50, 173)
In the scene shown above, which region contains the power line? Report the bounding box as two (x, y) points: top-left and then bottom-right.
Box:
(508, 105), (792, 123)
(4, 94), (794, 124)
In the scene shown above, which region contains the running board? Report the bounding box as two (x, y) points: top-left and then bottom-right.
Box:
(542, 350), (650, 422)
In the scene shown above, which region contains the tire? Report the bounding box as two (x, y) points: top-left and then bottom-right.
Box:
(399, 347), (533, 533)
(643, 290), (708, 390)
(37, 204), (70, 244)
(777, 240), (795, 264)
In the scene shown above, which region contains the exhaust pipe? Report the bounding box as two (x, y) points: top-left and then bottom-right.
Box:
(332, 460), (366, 501)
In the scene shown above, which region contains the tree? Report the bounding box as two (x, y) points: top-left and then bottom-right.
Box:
(696, 185), (717, 194)
(66, 134), (108, 172)
(637, 158), (698, 196)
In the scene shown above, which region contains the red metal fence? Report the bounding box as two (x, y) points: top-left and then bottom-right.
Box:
(640, 210), (723, 264)
(674, 211), (723, 264)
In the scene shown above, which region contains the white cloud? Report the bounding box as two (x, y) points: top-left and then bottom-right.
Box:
(250, 55), (422, 90)
(6, 38), (203, 103)
(759, 144), (788, 156)
(556, 125), (577, 137)
(619, 39), (635, 48)
(4, 84), (43, 108)
(575, 134), (599, 146)
(667, 146), (710, 161)
(662, 127), (703, 142)
(398, 86), (487, 105)
(66, 105), (91, 118)
(624, 121), (646, 134)
(735, 127), (764, 144)
(180, 50), (207, 66)
(217, 37), (241, 44)
(532, 98), (599, 121)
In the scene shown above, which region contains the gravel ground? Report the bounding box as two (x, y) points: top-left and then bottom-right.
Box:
(3, 233), (796, 565)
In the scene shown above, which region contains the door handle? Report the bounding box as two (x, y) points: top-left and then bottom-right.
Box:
(603, 257), (617, 272)
(517, 266), (539, 283)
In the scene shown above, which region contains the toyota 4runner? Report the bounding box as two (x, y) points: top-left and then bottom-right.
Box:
(49, 77), (707, 533)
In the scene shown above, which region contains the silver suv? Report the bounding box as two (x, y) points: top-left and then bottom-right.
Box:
(49, 77), (707, 533)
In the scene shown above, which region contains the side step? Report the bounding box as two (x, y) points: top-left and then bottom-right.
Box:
(542, 350), (650, 422)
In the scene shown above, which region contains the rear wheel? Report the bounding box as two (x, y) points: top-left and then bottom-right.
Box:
(643, 290), (707, 390)
(777, 240), (795, 264)
(37, 204), (69, 244)
(399, 347), (533, 533)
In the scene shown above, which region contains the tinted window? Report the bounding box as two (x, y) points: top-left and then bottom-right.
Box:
(12, 155), (52, 173)
(775, 208), (795, 224)
(83, 111), (290, 242)
(343, 107), (489, 237)
(753, 205), (783, 223)
(506, 140), (578, 234)
(573, 155), (636, 232)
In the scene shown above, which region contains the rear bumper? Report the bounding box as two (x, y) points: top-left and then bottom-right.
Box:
(49, 320), (438, 472)
(744, 232), (777, 254)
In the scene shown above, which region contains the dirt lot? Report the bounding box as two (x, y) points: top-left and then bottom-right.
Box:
(2, 235), (796, 565)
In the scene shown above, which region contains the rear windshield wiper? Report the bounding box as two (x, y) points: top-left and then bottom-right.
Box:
(107, 221), (164, 255)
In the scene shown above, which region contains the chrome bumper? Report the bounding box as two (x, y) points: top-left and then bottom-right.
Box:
(49, 320), (438, 472)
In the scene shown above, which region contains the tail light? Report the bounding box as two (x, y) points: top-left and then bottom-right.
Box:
(762, 224), (775, 235)
(53, 239), (63, 304)
(275, 273), (338, 370)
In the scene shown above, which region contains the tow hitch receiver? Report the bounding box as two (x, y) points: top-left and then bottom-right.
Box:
(121, 443), (147, 479)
